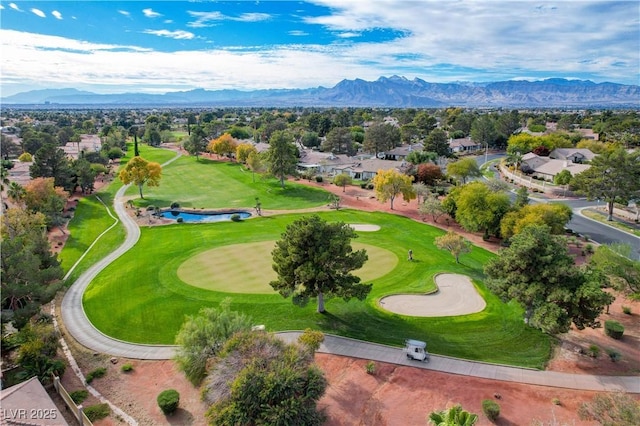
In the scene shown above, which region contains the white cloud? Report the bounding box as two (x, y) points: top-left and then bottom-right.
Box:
(288, 30), (309, 37)
(164, 20), (173, 24)
(143, 29), (195, 40)
(187, 11), (224, 28)
(235, 13), (271, 22)
(31, 8), (46, 18)
(0, 5), (4, 10)
(142, 8), (162, 18)
(336, 32), (360, 38)
(118, 10), (130, 17)
(9, 3), (21, 12)
(52, 10), (63, 20)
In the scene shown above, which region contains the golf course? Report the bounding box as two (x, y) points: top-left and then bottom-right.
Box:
(64, 145), (553, 369)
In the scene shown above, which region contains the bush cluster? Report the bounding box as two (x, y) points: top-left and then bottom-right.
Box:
(170, 202), (180, 209)
(69, 389), (89, 404)
(86, 367), (107, 384)
(230, 213), (242, 222)
(604, 320), (624, 339)
(157, 389), (180, 415)
(84, 403), (110, 421)
(315, 175), (323, 183)
(121, 363), (134, 372)
(482, 399), (500, 421)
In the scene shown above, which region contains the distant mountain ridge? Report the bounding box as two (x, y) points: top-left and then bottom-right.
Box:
(2, 77), (638, 107)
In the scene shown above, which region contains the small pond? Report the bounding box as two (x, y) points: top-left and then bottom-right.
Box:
(160, 210), (251, 223)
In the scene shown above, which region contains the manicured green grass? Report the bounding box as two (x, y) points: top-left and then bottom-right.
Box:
(177, 241), (397, 293)
(83, 210), (552, 368)
(125, 155), (331, 210)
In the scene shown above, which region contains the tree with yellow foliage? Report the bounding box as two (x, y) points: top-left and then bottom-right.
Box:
(207, 133), (238, 159)
(236, 143), (257, 164)
(118, 156), (162, 199)
(372, 168), (416, 210)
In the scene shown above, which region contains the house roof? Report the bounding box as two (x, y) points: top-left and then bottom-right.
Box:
(549, 148), (596, 161)
(522, 152), (541, 161)
(531, 158), (590, 177)
(385, 143), (424, 156)
(298, 150), (354, 167)
(348, 158), (404, 173)
(449, 137), (481, 148)
(0, 377), (70, 426)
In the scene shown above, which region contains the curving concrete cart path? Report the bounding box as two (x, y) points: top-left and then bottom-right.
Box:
(59, 153), (639, 392)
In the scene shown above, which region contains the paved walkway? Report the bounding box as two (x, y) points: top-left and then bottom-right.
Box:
(278, 332), (640, 393)
(60, 151), (639, 391)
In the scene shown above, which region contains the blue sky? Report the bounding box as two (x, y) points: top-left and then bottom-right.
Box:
(1, 1), (638, 96)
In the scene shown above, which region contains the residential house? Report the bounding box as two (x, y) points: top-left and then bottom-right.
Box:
(335, 158), (407, 181)
(297, 150), (355, 176)
(521, 152), (591, 181)
(383, 143), (424, 161)
(448, 137), (482, 153)
(61, 134), (102, 160)
(549, 148), (596, 164)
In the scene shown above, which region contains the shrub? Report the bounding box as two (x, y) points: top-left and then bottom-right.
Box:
(18, 152), (33, 162)
(230, 213), (242, 222)
(315, 175), (323, 183)
(552, 398), (561, 406)
(121, 363), (134, 373)
(157, 389), (180, 415)
(604, 320), (624, 339)
(585, 243), (594, 254)
(86, 367), (107, 384)
(360, 181), (369, 189)
(177, 217), (184, 223)
(146, 205), (156, 211)
(482, 399), (500, 421)
(367, 183), (374, 190)
(170, 202), (180, 209)
(365, 361), (376, 375)
(84, 403), (110, 421)
(606, 348), (621, 362)
(588, 344), (600, 358)
(622, 305), (632, 315)
(69, 389), (89, 404)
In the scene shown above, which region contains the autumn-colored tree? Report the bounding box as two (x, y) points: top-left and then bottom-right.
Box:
(118, 156), (162, 199)
(235, 143), (257, 164)
(23, 177), (69, 229)
(500, 203), (572, 239)
(207, 133), (238, 159)
(434, 231), (472, 263)
(416, 163), (444, 185)
(372, 169), (416, 210)
(246, 151), (265, 183)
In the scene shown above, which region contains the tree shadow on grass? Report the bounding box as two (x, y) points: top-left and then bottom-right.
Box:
(166, 408), (197, 425)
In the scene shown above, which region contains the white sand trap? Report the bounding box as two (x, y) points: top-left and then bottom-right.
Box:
(349, 223), (381, 232)
(379, 273), (486, 317)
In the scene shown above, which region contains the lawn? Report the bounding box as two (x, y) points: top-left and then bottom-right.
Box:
(125, 155), (331, 210)
(83, 210), (552, 368)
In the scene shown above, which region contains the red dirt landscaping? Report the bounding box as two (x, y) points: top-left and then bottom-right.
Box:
(57, 165), (638, 425)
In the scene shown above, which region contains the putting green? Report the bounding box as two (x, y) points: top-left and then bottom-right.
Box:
(177, 241), (398, 293)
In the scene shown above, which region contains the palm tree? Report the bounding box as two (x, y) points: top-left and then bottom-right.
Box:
(428, 404), (478, 426)
(7, 182), (26, 205)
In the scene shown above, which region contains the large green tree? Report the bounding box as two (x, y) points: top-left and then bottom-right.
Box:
(29, 143), (73, 191)
(363, 122), (400, 156)
(203, 330), (327, 425)
(322, 127), (356, 155)
(1, 209), (63, 329)
(265, 130), (298, 188)
(424, 128), (450, 157)
(451, 182), (511, 238)
(570, 148), (640, 221)
(500, 203), (572, 240)
(484, 225), (614, 334)
(446, 157), (481, 184)
(270, 215), (371, 313)
(183, 125), (208, 160)
(174, 299), (253, 386)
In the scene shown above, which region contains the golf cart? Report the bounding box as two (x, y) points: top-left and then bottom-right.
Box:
(404, 339), (429, 362)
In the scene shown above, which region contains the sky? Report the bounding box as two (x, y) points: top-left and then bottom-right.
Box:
(1, 1), (638, 96)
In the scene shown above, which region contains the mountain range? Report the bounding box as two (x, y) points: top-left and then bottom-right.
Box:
(2, 76), (638, 108)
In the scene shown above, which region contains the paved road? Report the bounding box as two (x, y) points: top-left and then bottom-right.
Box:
(479, 153), (640, 259)
(60, 151), (639, 391)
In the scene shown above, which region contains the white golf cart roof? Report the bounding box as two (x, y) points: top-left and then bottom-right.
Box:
(405, 339), (426, 348)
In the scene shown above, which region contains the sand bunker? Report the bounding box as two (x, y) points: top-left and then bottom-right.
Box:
(349, 223), (381, 231)
(379, 273), (486, 317)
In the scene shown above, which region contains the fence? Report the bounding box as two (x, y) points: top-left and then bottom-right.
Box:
(498, 164), (575, 197)
(52, 376), (93, 426)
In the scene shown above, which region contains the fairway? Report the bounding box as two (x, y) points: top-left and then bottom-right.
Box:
(177, 241), (398, 293)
